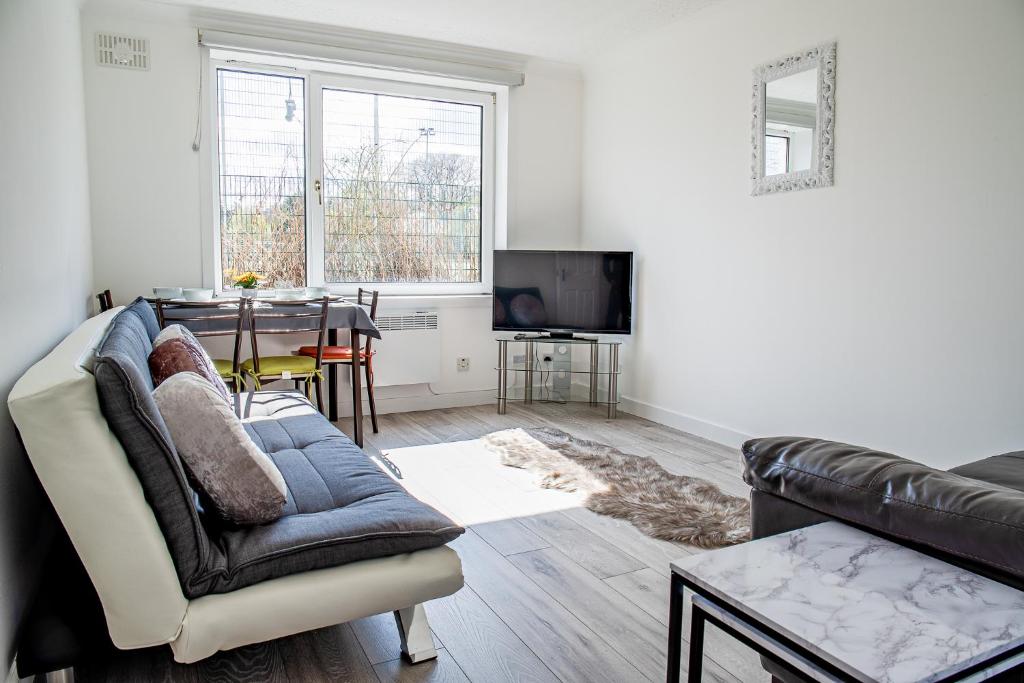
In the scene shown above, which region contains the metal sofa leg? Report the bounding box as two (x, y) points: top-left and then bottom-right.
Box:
(45, 668), (74, 683)
(393, 604), (437, 664)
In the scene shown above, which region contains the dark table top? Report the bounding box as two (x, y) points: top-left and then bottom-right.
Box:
(148, 299), (381, 339)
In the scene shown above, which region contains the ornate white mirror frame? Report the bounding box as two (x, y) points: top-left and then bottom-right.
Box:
(751, 42), (836, 196)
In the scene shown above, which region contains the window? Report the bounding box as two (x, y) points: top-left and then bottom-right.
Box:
(217, 70), (307, 289)
(322, 90), (482, 284)
(764, 134), (790, 175)
(212, 65), (493, 294)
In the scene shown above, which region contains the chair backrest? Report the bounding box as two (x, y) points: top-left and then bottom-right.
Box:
(97, 289), (113, 312)
(155, 299), (249, 376)
(358, 288), (380, 354)
(248, 297), (330, 374)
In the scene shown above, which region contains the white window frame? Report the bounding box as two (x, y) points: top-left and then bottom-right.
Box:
(764, 127), (793, 175)
(202, 53), (501, 297)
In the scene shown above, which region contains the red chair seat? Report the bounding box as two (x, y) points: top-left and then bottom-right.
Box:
(297, 345), (375, 361)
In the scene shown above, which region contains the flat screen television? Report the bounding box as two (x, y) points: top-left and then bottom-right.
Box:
(492, 250), (633, 336)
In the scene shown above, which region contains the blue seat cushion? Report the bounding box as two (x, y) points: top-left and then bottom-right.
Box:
(199, 413), (463, 593)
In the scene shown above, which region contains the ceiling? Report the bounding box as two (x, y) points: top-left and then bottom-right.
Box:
(152, 0), (718, 64)
(767, 69), (818, 103)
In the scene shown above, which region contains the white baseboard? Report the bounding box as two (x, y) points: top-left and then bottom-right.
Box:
(330, 385), (750, 451)
(619, 395), (751, 449)
(332, 388), (495, 418)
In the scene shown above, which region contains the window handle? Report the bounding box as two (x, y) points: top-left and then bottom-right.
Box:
(314, 179), (322, 205)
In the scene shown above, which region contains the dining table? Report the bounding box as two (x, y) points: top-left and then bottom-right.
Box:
(147, 297), (380, 447)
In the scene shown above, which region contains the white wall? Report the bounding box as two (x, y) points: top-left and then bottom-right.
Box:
(508, 59), (582, 249)
(81, 2), (582, 411)
(581, 0), (1024, 468)
(0, 0), (93, 668)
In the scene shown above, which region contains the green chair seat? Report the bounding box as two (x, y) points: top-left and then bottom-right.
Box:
(212, 358), (234, 377)
(213, 358), (245, 392)
(241, 355), (317, 376)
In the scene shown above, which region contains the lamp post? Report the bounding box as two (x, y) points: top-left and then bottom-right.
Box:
(419, 126), (436, 156)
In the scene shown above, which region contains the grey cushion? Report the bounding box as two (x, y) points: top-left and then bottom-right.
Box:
(93, 298), (224, 597)
(153, 373), (287, 526)
(121, 295), (161, 340)
(94, 299), (462, 598)
(200, 415), (464, 594)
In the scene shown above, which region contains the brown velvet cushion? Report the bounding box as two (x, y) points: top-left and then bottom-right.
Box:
(153, 372), (287, 526)
(149, 332), (230, 404)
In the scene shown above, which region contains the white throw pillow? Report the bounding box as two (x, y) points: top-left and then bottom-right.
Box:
(153, 372), (287, 525)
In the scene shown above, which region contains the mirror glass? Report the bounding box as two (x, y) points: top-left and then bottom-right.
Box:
(764, 67), (818, 176)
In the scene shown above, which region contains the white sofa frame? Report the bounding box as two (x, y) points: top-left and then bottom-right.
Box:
(8, 308), (463, 671)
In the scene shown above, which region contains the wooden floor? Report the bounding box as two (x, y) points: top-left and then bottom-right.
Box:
(78, 403), (767, 683)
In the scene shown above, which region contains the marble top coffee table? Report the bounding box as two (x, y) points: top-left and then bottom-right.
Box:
(667, 521), (1024, 683)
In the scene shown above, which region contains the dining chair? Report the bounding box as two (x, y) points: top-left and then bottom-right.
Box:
(155, 298), (249, 393)
(244, 297), (330, 413)
(97, 289), (113, 312)
(297, 288), (380, 433)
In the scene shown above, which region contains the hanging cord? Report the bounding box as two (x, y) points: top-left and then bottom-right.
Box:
(191, 32), (203, 152)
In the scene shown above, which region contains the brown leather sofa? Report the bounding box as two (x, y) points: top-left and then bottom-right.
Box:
(743, 437), (1024, 682)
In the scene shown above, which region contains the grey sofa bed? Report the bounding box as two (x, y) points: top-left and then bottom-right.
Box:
(9, 299), (465, 667)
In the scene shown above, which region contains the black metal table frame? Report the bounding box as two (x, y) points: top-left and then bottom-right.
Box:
(326, 327), (363, 448)
(667, 571), (1024, 683)
(147, 300), (368, 448)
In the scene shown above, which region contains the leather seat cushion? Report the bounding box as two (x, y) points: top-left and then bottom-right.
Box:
(193, 414), (464, 594)
(949, 451), (1024, 493)
(743, 437), (1024, 582)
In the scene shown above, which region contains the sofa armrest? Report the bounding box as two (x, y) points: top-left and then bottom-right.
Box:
(742, 437), (1024, 582)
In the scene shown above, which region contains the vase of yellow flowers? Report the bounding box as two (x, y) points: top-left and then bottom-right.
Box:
(232, 271), (261, 298)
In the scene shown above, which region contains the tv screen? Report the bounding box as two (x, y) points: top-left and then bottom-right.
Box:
(492, 250), (633, 335)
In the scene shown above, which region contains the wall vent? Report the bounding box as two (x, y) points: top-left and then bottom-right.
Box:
(375, 311), (439, 332)
(95, 33), (150, 70)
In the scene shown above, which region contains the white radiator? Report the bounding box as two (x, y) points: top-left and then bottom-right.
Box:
(370, 311), (441, 386)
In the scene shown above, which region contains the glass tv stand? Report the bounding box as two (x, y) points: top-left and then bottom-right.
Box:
(496, 336), (622, 418)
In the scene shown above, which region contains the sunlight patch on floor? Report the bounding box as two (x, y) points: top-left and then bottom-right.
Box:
(376, 437), (587, 526)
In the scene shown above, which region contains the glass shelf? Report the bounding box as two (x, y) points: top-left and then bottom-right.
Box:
(496, 336), (621, 417)
(495, 335), (621, 346)
(498, 384), (620, 406)
(494, 365), (621, 375)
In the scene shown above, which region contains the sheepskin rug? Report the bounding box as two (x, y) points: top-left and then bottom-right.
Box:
(481, 427), (750, 548)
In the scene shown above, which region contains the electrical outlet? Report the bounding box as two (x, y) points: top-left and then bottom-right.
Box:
(456, 356), (470, 371)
